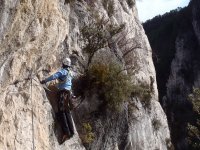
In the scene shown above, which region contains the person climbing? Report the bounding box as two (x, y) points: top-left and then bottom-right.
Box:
(40, 57), (74, 143)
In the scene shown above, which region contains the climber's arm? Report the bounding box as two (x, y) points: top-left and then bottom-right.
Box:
(40, 70), (63, 84)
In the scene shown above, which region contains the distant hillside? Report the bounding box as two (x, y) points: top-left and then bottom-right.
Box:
(143, 6), (192, 103)
(143, 0), (200, 149)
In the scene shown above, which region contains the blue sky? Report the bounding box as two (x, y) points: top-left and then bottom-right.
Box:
(136, 0), (190, 22)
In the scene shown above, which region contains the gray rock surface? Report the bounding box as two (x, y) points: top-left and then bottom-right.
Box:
(0, 0), (170, 149)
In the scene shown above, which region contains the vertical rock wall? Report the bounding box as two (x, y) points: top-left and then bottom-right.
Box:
(69, 0), (171, 150)
(0, 0), (84, 149)
(0, 0), (171, 150)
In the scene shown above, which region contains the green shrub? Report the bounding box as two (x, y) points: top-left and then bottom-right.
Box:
(74, 62), (133, 111)
(102, 0), (115, 17)
(88, 62), (133, 110)
(102, 0), (107, 9)
(126, 0), (135, 8)
(81, 123), (95, 144)
(165, 138), (174, 150)
(187, 124), (200, 149)
(80, 17), (124, 68)
(188, 88), (200, 114)
(78, 14), (149, 112)
(107, 0), (115, 17)
(152, 118), (162, 131)
(131, 83), (152, 109)
(80, 19), (109, 68)
(128, 100), (139, 114)
(187, 88), (200, 149)
(73, 63), (153, 111)
(64, 0), (76, 4)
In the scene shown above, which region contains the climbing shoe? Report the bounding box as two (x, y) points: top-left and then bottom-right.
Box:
(62, 134), (69, 143)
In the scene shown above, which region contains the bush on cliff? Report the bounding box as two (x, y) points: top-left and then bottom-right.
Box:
(102, 0), (115, 17)
(126, 0), (135, 8)
(187, 88), (200, 150)
(80, 16), (124, 68)
(73, 15), (152, 112)
(131, 83), (152, 109)
(80, 122), (95, 145)
(74, 62), (133, 111)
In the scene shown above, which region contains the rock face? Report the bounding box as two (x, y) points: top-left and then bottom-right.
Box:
(162, 0), (200, 149)
(0, 0), (170, 150)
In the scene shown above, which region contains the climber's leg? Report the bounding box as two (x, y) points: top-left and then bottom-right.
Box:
(65, 111), (74, 136)
(60, 112), (71, 135)
(58, 90), (73, 138)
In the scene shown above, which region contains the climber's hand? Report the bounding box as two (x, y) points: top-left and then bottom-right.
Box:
(40, 80), (46, 84)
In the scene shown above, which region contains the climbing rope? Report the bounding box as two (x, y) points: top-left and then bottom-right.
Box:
(30, 70), (35, 150)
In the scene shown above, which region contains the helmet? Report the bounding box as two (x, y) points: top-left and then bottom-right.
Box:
(62, 57), (71, 67)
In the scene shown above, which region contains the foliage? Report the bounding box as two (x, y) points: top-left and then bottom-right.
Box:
(80, 19), (108, 67)
(131, 83), (152, 109)
(126, 0), (135, 8)
(187, 88), (200, 150)
(81, 122), (95, 144)
(187, 124), (200, 149)
(165, 138), (174, 150)
(80, 17), (124, 69)
(188, 88), (200, 114)
(107, 0), (115, 17)
(152, 118), (162, 131)
(77, 12), (148, 112)
(64, 0), (76, 4)
(86, 62), (133, 111)
(74, 68), (153, 111)
(102, 0), (115, 17)
(128, 103), (136, 114)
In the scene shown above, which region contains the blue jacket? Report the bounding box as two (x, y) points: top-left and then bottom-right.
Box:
(45, 68), (72, 91)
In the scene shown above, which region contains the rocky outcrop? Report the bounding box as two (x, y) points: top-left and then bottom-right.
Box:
(163, 0), (200, 149)
(0, 1), (83, 149)
(0, 0), (170, 149)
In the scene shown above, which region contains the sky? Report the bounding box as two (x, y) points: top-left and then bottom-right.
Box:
(136, 0), (190, 22)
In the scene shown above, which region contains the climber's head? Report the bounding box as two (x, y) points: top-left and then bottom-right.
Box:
(62, 57), (71, 68)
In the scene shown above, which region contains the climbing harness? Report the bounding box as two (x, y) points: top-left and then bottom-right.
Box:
(72, 96), (83, 110)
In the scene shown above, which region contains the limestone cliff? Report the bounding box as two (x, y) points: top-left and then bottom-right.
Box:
(164, 0), (200, 149)
(0, 0), (171, 150)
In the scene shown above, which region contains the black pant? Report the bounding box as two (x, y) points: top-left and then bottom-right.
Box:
(57, 90), (74, 137)
(58, 111), (74, 137)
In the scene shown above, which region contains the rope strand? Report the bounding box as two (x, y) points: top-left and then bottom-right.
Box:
(30, 73), (35, 150)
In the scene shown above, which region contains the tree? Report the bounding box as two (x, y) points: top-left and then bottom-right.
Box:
(187, 88), (200, 150)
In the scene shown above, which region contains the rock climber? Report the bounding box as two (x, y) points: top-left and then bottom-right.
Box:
(40, 57), (74, 143)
